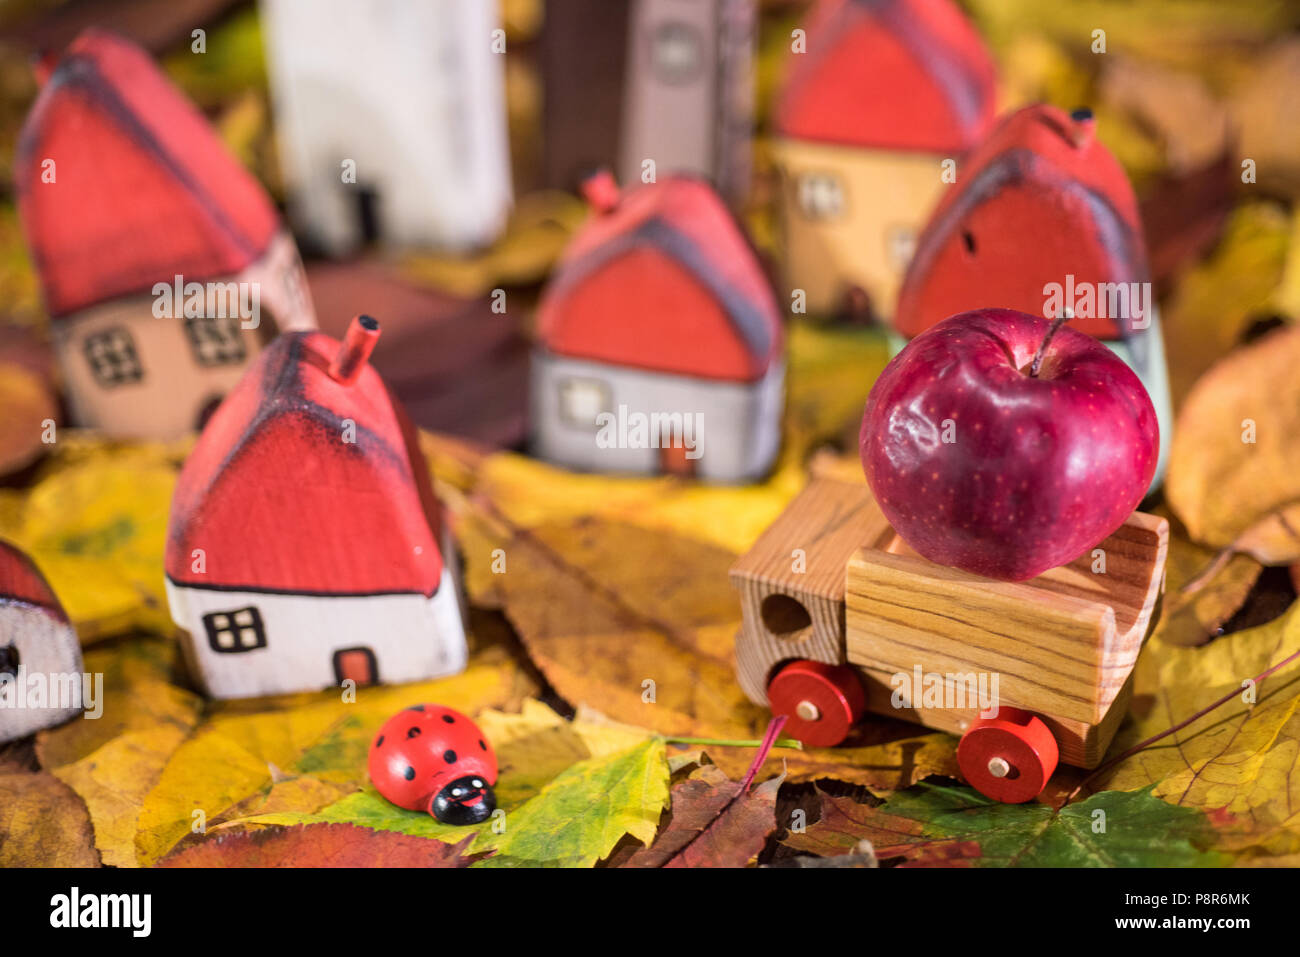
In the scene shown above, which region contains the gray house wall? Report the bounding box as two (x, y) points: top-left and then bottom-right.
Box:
(531, 350), (783, 483)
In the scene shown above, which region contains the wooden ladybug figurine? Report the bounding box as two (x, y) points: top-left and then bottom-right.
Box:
(368, 705), (498, 825)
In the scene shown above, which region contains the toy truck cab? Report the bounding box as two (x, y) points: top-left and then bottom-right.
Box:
(729, 474), (1167, 802)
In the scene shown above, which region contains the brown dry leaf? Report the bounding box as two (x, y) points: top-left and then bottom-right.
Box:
(0, 770), (100, 867)
(0, 359), (56, 477)
(1162, 202), (1292, 408)
(707, 723), (959, 793)
(36, 636), (204, 868)
(782, 787), (931, 861)
(1154, 510), (1263, 647)
(609, 764), (782, 868)
(1099, 57), (1229, 174)
(1094, 600), (1300, 860)
(472, 512), (766, 740)
(158, 823), (474, 868)
(1166, 324), (1300, 564)
(1230, 39), (1300, 199)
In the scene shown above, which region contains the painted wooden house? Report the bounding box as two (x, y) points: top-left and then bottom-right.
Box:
(542, 0), (755, 206)
(541, 0), (629, 191)
(619, 0), (756, 204)
(165, 316), (467, 700)
(0, 540), (84, 743)
(15, 29), (316, 440)
(894, 104), (1173, 483)
(531, 173), (783, 482)
(260, 0), (512, 254)
(771, 0), (997, 317)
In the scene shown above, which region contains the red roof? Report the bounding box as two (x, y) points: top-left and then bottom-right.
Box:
(165, 328), (445, 597)
(774, 0), (997, 153)
(894, 104), (1149, 341)
(0, 540), (68, 623)
(536, 176), (783, 383)
(16, 29), (279, 319)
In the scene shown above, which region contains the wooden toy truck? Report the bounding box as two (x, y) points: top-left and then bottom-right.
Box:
(730, 475), (1168, 802)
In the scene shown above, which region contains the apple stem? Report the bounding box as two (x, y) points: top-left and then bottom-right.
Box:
(1029, 316), (1070, 377)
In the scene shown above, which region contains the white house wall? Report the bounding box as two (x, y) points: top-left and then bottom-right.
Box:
(165, 569), (468, 700)
(0, 605), (84, 742)
(530, 351), (783, 482)
(261, 0), (512, 254)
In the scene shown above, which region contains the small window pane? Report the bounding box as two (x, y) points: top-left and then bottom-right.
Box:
(203, 606), (266, 654)
(84, 327), (144, 388)
(184, 316), (248, 368)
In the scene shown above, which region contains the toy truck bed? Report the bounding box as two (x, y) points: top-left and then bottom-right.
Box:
(730, 475), (1168, 770)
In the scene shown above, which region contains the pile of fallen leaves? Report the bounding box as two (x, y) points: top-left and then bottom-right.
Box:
(2, 0), (1300, 867)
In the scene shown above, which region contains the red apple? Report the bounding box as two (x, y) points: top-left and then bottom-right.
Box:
(860, 308), (1158, 581)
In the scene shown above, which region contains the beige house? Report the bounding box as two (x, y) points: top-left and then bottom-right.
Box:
(770, 0), (997, 318)
(15, 30), (315, 439)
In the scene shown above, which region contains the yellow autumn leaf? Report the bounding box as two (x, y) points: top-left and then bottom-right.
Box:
(0, 444), (180, 639)
(400, 191), (588, 298)
(134, 644), (536, 864)
(479, 699), (651, 759)
(1096, 601), (1300, 860)
(1161, 202), (1292, 408)
(470, 738), (671, 865)
(1273, 206), (1300, 317)
(966, 0), (1300, 73)
(35, 637), (203, 867)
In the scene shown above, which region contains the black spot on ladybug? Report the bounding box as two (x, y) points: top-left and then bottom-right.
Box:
(376, 735), (384, 747)
(442, 714), (455, 724)
(406, 705), (425, 712)
(962, 230), (977, 255)
(407, 727), (421, 738)
(444, 749), (458, 764)
(404, 766), (415, 780)
(479, 739), (486, 751)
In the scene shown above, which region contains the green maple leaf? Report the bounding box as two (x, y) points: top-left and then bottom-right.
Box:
(879, 783), (1231, 867)
(470, 738), (671, 867)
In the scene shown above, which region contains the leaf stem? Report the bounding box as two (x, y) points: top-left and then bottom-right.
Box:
(662, 735), (804, 751)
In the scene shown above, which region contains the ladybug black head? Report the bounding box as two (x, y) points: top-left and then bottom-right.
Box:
(430, 775), (496, 826)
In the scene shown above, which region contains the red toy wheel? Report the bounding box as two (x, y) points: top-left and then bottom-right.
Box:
(767, 660), (866, 748)
(957, 707), (1059, 803)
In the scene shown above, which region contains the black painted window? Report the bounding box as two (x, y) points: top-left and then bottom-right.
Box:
(83, 327), (144, 387)
(203, 606), (266, 653)
(184, 316), (248, 367)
